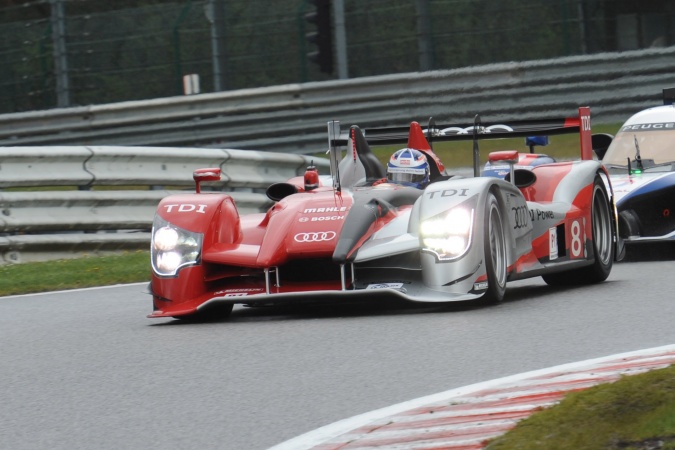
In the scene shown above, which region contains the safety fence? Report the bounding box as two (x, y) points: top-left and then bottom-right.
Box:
(0, 146), (330, 264)
(1, 46), (674, 155)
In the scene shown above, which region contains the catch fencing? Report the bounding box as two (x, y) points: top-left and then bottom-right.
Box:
(0, 146), (329, 264)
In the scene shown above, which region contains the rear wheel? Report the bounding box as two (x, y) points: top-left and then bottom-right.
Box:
(542, 175), (614, 285)
(481, 191), (507, 304)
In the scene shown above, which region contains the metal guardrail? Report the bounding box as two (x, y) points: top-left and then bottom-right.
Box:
(0, 146), (330, 264)
(0, 47), (674, 154)
(2, 47), (674, 263)
(0, 145), (329, 188)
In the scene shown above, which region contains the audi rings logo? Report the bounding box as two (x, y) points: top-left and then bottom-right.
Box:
(294, 231), (336, 242)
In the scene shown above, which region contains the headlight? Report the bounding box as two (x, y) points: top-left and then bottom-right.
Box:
(151, 215), (203, 276)
(420, 205), (474, 261)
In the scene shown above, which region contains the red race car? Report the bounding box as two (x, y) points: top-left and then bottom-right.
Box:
(148, 108), (622, 320)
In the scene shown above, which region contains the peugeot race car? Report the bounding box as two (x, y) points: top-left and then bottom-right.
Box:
(148, 108), (621, 320)
(595, 88), (675, 245)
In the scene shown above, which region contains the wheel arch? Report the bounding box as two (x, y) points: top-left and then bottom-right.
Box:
(596, 166), (625, 261)
(487, 183), (519, 273)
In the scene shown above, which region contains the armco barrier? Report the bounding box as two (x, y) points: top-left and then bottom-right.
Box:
(0, 146), (330, 264)
(0, 47), (674, 153)
(0, 146), (329, 189)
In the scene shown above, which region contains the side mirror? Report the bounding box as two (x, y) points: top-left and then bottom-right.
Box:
(488, 150), (519, 186)
(193, 167), (221, 193)
(525, 136), (549, 154)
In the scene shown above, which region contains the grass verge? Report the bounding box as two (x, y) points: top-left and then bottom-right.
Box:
(486, 364), (675, 449)
(0, 251), (151, 296)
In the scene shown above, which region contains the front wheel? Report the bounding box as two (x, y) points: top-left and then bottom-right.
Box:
(542, 175), (614, 285)
(481, 191), (507, 304)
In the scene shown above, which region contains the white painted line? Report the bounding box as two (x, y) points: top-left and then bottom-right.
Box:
(0, 282), (149, 300)
(269, 344), (675, 450)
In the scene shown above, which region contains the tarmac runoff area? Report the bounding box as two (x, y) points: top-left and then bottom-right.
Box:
(269, 344), (675, 450)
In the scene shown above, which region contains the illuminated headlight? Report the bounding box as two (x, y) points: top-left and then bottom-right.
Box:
(151, 215), (203, 276)
(421, 206), (474, 261)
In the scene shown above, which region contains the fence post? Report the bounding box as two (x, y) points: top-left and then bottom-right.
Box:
(173, 0), (193, 95)
(208, 0), (228, 91)
(49, 0), (70, 108)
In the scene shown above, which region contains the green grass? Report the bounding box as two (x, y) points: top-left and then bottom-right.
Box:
(486, 364), (675, 450)
(0, 251), (151, 296)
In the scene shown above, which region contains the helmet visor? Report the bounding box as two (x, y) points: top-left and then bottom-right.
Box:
(389, 171), (427, 184)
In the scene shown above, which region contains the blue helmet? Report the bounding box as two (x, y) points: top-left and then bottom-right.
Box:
(387, 148), (430, 188)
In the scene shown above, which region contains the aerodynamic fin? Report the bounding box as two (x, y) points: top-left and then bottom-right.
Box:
(407, 121), (432, 151)
(408, 121), (446, 180)
(338, 125), (387, 188)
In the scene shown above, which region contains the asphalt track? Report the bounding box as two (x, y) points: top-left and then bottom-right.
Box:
(270, 345), (675, 449)
(0, 245), (673, 450)
(270, 244), (675, 449)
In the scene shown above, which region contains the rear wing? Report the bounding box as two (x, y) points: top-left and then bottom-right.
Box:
(335, 107), (593, 177)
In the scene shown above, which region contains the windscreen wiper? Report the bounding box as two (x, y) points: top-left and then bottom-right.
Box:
(633, 134), (644, 173)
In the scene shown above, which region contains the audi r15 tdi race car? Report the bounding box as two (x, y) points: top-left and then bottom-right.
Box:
(148, 108), (622, 320)
(594, 88), (675, 246)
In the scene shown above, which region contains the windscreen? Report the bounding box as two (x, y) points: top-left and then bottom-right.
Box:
(603, 125), (675, 169)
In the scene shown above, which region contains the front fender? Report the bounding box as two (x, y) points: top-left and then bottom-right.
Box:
(156, 193), (241, 246)
(416, 177), (525, 293)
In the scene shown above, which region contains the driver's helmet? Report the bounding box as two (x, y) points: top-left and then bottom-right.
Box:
(387, 148), (430, 188)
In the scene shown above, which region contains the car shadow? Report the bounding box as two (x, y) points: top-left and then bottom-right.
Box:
(151, 278), (618, 326)
(620, 242), (675, 262)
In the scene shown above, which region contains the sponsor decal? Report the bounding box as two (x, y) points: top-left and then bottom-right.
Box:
(581, 114), (591, 131)
(163, 204), (208, 214)
(293, 231), (337, 242)
(310, 215), (344, 221)
(426, 188), (469, 199)
(366, 282), (404, 290)
(440, 124), (514, 135)
(530, 208), (555, 221)
(224, 293), (248, 297)
(303, 207), (348, 213)
(512, 205), (529, 229)
(214, 288), (264, 295)
(299, 215), (345, 222)
(549, 227), (558, 260)
(620, 123), (675, 132)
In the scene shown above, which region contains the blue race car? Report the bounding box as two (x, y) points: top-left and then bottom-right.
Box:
(595, 88), (675, 246)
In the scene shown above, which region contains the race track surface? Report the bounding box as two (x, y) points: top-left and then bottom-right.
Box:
(1, 247), (673, 450)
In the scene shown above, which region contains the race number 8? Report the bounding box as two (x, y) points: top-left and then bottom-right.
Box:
(570, 219), (583, 258)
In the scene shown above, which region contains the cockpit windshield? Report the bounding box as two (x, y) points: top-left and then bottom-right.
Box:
(602, 124), (675, 171)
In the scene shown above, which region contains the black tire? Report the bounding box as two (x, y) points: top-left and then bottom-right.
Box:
(481, 191), (508, 304)
(542, 175), (614, 286)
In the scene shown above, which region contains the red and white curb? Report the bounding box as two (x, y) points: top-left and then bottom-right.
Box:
(270, 344), (675, 450)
